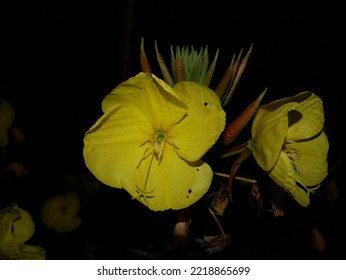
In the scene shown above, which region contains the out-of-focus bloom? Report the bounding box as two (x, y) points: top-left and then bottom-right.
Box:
(251, 91), (329, 206)
(1, 162), (29, 177)
(83, 72), (225, 211)
(41, 191), (82, 232)
(0, 203), (46, 259)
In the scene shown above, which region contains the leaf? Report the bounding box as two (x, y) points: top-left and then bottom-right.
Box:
(215, 53), (236, 99)
(155, 41), (174, 86)
(221, 44), (253, 107)
(223, 87), (267, 146)
(140, 38), (152, 74)
(211, 183), (229, 216)
(203, 48), (219, 87)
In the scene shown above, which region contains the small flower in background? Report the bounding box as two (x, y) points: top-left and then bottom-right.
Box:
(0, 203), (46, 259)
(250, 91), (329, 206)
(41, 191), (82, 233)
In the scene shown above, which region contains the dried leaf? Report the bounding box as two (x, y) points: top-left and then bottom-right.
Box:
(272, 202), (285, 217)
(223, 88), (267, 146)
(203, 234), (230, 254)
(140, 38), (152, 74)
(155, 41), (174, 86)
(211, 184), (229, 216)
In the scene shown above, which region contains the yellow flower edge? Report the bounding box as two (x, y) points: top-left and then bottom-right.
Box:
(83, 72), (226, 211)
(251, 91), (329, 206)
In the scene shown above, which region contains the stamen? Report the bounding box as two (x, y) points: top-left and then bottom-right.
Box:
(154, 131), (166, 160)
(133, 155), (155, 206)
(283, 140), (301, 171)
(136, 130), (167, 169)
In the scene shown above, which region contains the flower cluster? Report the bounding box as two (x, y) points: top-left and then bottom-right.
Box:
(83, 39), (329, 213)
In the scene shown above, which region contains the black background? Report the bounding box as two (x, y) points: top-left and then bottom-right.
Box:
(1, 1), (345, 259)
(1, 1), (345, 168)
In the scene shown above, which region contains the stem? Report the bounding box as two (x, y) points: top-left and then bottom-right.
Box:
(207, 206), (226, 237)
(214, 172), (258, 184)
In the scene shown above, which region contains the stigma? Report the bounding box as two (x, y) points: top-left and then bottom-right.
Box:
(154, 130), (166, 160)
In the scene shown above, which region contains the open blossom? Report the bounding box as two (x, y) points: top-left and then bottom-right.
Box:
(251, 91), (329, 206)
(83, 72), (226, 211)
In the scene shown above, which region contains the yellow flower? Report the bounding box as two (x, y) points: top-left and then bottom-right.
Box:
(41, 192), (82, 233)
(251, 91), (329, 206)
(83, 72), (226, 211)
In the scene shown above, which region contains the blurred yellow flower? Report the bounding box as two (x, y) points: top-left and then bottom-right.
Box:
(41, 192), (82, 233)
(251, 91), (329, 206)
(83, 72), (226, 211)
(0, 204), (46, 259)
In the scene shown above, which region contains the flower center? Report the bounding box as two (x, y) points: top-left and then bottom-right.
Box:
(136, 130), (168, 168)
(153, 130), (166, 160)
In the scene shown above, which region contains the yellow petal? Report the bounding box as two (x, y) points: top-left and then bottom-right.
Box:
(168, 81), (226, 161)
(292, 132), (329, 186)
(83, 73), (188, 188)
(84, 106), (151, 188)
(0, 212), (12, 248)
(251, 110), (288, 171)
(102, 73), (188, 130)
(269, 151), (310, 207)
(286, 92), (325, 140)
(120, 144), (213, 211)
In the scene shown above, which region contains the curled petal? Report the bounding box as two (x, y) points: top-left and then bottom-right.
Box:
(12, 208), (35, 244)
(251, 112), (288, 171)
(286, 92), (325, 140)
(251, 91), (329, 207)
(268, 151), (310, 207)
(293, 132), (329, 186)
(102, 73), (187, 128)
